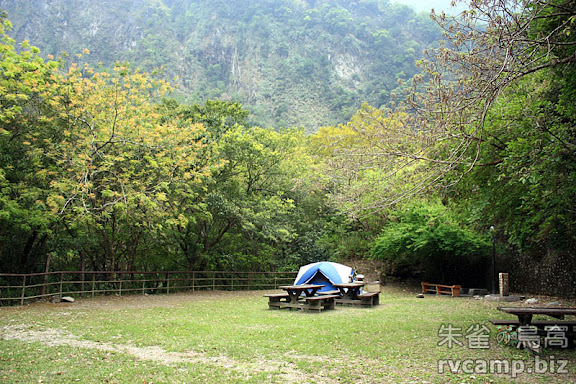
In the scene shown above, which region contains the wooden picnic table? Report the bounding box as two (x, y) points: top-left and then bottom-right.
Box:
(266, 284), (339, 312)
(498, 307), (576, 326)
(332, 282), (380, 307)
(278, 284), (325, 304)
(495, 307), (576, 353)
(333, 282), (364, 301)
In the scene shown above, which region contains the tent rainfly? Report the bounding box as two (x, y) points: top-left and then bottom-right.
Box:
(293, 261), (355, 292)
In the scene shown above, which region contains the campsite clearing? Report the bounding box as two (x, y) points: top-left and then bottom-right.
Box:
(1, 287), (575, 383)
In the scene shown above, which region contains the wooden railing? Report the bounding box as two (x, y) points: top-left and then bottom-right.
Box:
(0, 270), (297, 305)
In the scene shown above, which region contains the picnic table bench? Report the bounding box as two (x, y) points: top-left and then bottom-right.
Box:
(263, 293), (291, 309)
(318, 290), (341, 296)
(264, 284), (339, 312)
(358, 291), (380, 307)
(304, 294), (340, 311)
(421, 282), (461, 297)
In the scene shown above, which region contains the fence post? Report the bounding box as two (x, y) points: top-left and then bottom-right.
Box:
(119, 272), (123, 296)
(20, 275), (26, 305)
(166, 273), (170, 294)
(59, 272), (64, 297)
(91, 273), (96, 298)
(40, 273), (48, 298)
(192, 272), (195, 293)
(81, 271), (85, 296)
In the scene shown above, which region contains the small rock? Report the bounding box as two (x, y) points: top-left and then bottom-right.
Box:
(473, 295), (483, 300)
(416, 293), (425, 298)
(546, 301), (562, 307)
(525, 298), (538, 304)
(61, 296), (75, 303)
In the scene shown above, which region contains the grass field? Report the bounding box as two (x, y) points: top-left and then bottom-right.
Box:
(1, 286), (574, 383)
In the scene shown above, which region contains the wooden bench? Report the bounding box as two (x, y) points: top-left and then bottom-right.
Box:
(358, 291), (380, 307)
(421, 282), (461, 297)
(304, 295), (340, 312)
(263, 293), (291, 309)
(335, 292), (380, 307)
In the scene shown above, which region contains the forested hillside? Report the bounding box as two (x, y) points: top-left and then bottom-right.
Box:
(0, 0), (441, 131)
(1, 1), (574, 298)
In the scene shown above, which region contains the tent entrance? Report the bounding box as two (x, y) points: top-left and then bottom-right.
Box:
(304, 271), (337, 292)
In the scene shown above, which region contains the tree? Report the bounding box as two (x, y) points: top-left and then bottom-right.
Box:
(0, 9), (337, 274)
(0, 12), (61, 273)
(314, 1), (576, 212)
(160, 100), (324, 271)
(47, 62), (209, 272)
(0, 42), (211, 273)
(409, 0), (576, 183)
(410, 0), (576, 295)
(310, 103), (428, 219)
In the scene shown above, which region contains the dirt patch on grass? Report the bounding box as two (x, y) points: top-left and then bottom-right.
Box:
(71, 290), (259, 309)
(2, 324), (197, 364)
(1, 323), (338, 384)
(0, 290), (342, 383)
(2, 290), (262, 312)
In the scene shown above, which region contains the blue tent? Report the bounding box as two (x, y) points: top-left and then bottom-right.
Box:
(294, 261), (355, 292)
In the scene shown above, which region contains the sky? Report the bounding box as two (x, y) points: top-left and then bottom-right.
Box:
(392, 0), (469, 14)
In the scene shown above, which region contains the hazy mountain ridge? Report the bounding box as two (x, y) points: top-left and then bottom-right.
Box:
(0, 0), (443, 131)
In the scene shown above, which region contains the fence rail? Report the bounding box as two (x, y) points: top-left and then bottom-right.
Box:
(0, 270), (297, 305)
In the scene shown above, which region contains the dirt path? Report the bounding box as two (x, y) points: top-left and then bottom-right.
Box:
(1, 323), (339, 383)
(1, 291), (341, 383)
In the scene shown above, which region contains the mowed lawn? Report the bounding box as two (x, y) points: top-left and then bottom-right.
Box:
(1, 286), (574, 383)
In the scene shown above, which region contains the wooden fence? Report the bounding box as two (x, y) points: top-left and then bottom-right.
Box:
(0, 270), (297, 306)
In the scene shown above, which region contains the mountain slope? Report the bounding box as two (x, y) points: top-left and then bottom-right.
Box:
(0, 0), (442, 131)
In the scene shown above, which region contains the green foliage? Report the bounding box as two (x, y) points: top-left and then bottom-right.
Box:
(0, 12), (335, 274)
(1, 0), (573, 300)
(0, 0), (442, 131)
(370, 201), (490, 284)
(455, 70), (576, 253)
(0, 11), (62, 272)
(150, 98), (336, 272)
(315, 217), (374, 262)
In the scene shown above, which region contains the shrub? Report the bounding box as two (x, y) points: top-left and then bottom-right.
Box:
(370, 201), (491, 285)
